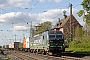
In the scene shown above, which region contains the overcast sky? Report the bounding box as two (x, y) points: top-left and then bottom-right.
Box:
(0, 0), (84, 46)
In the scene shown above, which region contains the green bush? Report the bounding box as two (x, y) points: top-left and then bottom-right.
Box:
(69, 40), (90, 48)
(67, 25), (90, 52)
(6, 56), (11, 60)
(68, 36), (90, 52)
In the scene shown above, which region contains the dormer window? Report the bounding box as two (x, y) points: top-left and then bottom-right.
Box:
(60, 23), (62, 25)
(57, 24), (59, 26)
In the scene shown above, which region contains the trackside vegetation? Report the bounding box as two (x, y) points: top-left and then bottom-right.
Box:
(66, 26), (90, 53)
(68, 39), (90, 53)
(66, 0), (90, 53)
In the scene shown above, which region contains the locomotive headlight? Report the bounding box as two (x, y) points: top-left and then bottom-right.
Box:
(63, 44), (65, 46)
(48, 43), (50, 46)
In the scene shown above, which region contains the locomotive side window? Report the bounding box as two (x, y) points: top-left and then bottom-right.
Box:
(43, 36), (44, 40)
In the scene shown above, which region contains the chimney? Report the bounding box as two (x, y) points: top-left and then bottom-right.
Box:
(58, 18), (60, 22)
(64, 15), (67, 19)
(70, 4), (73, 15)
(58, 18), (62, 25)
(63, 10), (67, 19)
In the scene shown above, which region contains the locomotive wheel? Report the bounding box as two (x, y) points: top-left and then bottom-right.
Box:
(48, 52), (52, 56)
(46, 51), (49, 55)
(52, 52), (55, 56)
(41, 50), (43, 55)
(41, 50), (46, 55)
(57, 52), (62, 56)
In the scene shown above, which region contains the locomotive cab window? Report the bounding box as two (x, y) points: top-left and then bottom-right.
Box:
(49, 34), (55, 40)
(56, 34), (63, 39)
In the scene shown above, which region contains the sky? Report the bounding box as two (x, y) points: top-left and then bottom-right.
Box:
(0, 0), (84, 46)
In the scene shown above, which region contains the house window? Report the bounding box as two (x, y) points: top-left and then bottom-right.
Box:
(60, 23), (62, 25)
(57, 24), (59, 26)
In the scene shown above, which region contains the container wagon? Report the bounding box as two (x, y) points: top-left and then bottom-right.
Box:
(9, 42), (20, 50)
(23, 37), (30, 52)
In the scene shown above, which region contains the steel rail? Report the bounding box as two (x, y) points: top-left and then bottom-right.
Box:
(10, 51), (39, 60)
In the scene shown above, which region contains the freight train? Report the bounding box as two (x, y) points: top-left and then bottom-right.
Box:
(5, 29), (65, 55)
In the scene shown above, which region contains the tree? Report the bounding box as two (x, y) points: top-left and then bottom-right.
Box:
(77, 0), (90, 36)
(84, 23), (90, 35)
(74, 26), (84, 41)
(33, 21), (52, 35)
(77, 0), (90, 25)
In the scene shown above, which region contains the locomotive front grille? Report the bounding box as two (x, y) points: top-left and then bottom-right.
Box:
(50, 42), (63, 47)
(49, 46), (63, 52)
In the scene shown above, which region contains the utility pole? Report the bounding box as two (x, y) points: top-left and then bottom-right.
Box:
(30, 21), (33, 38)
(27, 21), (33, 48)
(9, 39), (12, 43)
(13, 34), (17, 42)
(27, 21), (33, 38)
(70, 4), (73, 41)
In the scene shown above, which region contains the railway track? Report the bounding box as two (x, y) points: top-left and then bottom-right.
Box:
(61, 56), (84, 60)
(10, 51), (39, 60)
(20, 51), (84, 60)
(8, 50), (86, 60)
(37, 54), (84, 60)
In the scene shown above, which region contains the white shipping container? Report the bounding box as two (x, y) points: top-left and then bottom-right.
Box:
(9, 42), (14, 48)
(5, 45), (9, 48)
(26, 38), (29, 48)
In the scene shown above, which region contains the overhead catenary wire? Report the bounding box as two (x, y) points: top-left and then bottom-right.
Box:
(73, 4), (81, 8)
(67, 0), (81, 8)
(0, 0), (40, 25)
(7, 0), (32, 23)
(14, 0), (27, 22)
(0, 8), (8, 13)
(5, 0), (70, 22)
(13, 0), (33, 23)
(5, 0), (16, 12)
(53, 0), (71, 19)
(23, 0), (39, 22)
(14, 0), (22, 13)
(54, 2), (80, 19)
(52, 13), (62, 19)
(0, 8), (26, 23)
(13, 0), (39, 23)
(0, 0), (28, 23)
(0, 0), (81, 23)
(29, 0), (33, 4)
(5, 0), (26, 23)
(26, 0), (39, 15)
(52, 5), (69, 19)
(0, 1), (83, 44)
(25, 0), (33, 12)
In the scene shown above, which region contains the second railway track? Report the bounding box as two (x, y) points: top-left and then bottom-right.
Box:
(11, 50), (84, 60)
(10, 51), (39, 60)
(1, 49), (88, 60)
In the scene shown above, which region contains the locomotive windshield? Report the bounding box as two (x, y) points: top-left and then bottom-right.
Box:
(48, 30), (64, 40)
(49, 34), (55, 40)
(56, 34), (63, 39)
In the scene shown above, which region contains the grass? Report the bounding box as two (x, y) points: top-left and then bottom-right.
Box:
(6, 56), (11, 60)
(65, 48), (90, 54)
